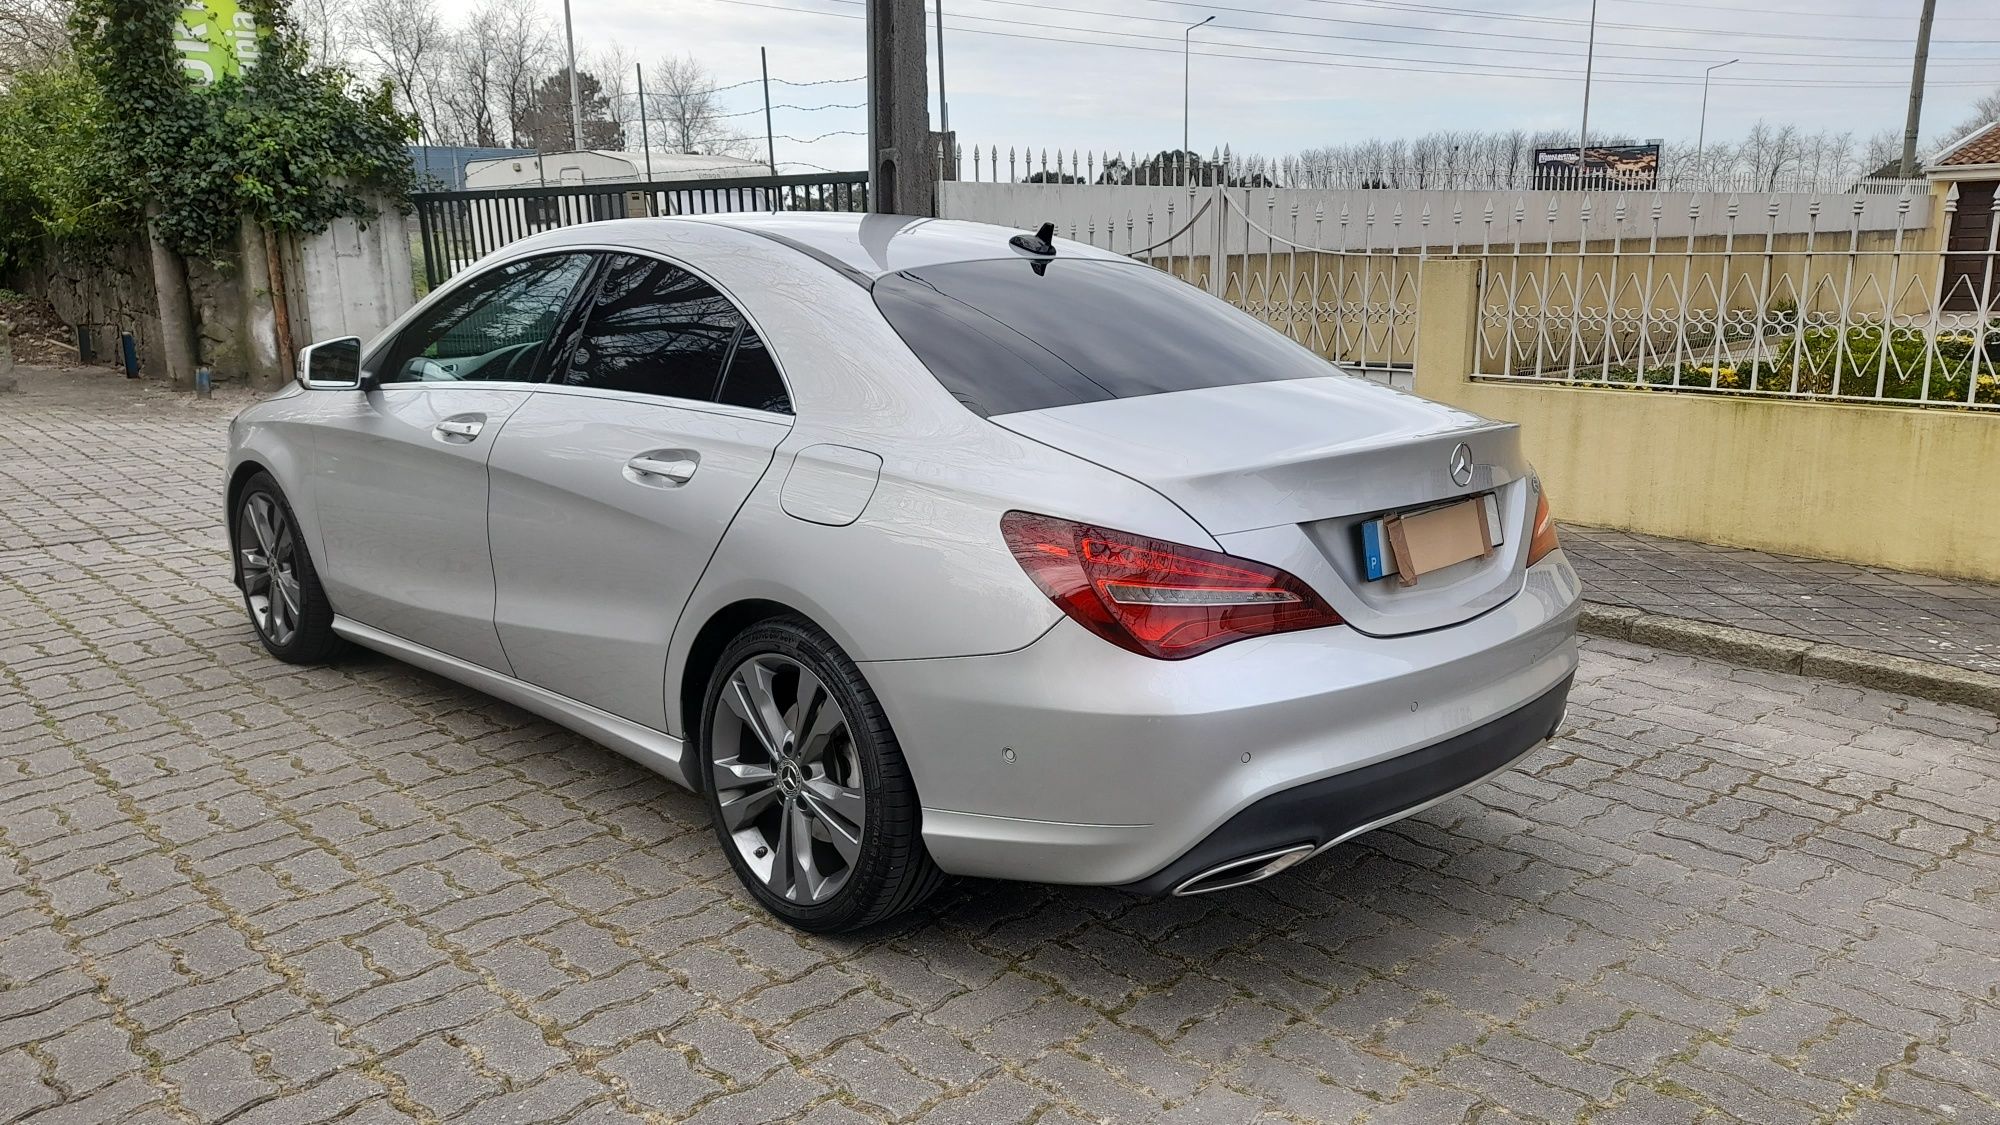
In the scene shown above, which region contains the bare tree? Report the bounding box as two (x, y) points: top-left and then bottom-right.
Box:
(1741, 120), (1803, 189)
(1860, 128), (1902, 175)
(351, 0), (449, 142)
(1942, 84), (2000, 142)
(291, 0), (348, 66)
(488, 0), (553, 147)
(593, 45), (636, 145)
(652, 52), (747, 156)
(437, 12), (504, 146)
(0, 0), (70, 82)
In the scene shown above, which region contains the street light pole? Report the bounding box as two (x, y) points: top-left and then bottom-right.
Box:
(562, 0), (582, 150)
(1577, 0), (1598, 154)
(637, 62), (652, 181)
(1695, 58), (1738, 177)
(1183, 15), (1214, 177)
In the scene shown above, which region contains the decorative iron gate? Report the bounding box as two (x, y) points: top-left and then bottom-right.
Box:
(411, 171), (869, 290)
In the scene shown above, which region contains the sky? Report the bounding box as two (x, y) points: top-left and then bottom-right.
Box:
(511, 0), (2000, 173)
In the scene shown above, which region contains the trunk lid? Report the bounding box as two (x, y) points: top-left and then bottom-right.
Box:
(990, 376), (1536, 636)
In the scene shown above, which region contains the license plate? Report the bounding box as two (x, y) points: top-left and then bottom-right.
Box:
(1361, 494), (1500, 586)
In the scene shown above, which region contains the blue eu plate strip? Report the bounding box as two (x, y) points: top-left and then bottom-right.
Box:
(1361, 519), (1390, 581)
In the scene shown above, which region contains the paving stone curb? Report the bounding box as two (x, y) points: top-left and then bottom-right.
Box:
(1580, 602), (2000, 714)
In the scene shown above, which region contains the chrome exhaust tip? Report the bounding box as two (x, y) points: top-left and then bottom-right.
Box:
(1171, 843), (1317, 896)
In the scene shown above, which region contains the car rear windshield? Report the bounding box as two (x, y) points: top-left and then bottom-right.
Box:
(871, 257), (1335, 416)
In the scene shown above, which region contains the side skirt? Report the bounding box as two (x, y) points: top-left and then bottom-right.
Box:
(332, 616), (696, 791)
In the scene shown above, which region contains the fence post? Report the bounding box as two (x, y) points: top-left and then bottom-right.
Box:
(1413, 258), (1482, 403)
(1207, 180), (1227, 296)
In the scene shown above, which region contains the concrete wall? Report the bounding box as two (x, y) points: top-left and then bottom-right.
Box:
(289, 202), (416, 349)
(4, 196), (415, 386)
(938, 183), (1936, 255)
(1414, 258), (2000, 583)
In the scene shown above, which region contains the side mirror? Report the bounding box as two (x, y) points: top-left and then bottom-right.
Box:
(296, 336), (364, 390)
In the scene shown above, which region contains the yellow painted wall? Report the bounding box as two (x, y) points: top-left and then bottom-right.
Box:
(1414, 259), (2000, 583)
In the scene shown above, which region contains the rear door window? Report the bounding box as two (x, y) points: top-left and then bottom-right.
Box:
(560, 254), (742, 400)
(557, 253), (794, 415)
(872, 258), (1333, 416)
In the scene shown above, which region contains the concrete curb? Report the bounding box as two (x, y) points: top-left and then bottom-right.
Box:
(1579, 603), (2000, 715)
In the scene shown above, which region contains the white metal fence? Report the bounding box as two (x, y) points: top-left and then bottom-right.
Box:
(1472, 188), (1999, 410)
(949, 144), (1929, 198)
(938, 176), (1998, 410)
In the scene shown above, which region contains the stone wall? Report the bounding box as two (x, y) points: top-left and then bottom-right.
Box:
(13, 237), (164, 374)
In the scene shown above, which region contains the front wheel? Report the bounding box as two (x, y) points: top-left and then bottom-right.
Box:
(234, 472), (342, 664)
(698, 617), (944, 933)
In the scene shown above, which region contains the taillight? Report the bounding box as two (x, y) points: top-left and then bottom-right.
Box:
(1001, 511), (1343, 659)
(1527, 489), (1560, 566)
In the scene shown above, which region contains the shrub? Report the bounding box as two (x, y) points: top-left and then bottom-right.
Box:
(0, 65), (132, 270)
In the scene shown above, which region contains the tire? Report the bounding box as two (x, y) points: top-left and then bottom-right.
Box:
(234, 472), (343, 664)
(698, 616), (945, 933)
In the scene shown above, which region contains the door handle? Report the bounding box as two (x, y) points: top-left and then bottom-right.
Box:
(626, 452), (699, 484)
(435, 418), (484, 440)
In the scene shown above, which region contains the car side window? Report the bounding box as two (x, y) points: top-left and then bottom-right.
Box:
(561, 254), (742, 400)
(717, 324), (792, 415)
(378, 254), (590, 384)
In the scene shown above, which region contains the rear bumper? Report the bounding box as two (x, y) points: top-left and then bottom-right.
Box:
(863, 550), (1582, 889)
(1116, 673), (1570, 895)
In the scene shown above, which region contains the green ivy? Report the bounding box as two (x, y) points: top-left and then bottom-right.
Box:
(66, 0), (416, 265)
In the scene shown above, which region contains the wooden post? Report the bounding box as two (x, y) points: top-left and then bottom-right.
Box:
(264, 227), (296, 384)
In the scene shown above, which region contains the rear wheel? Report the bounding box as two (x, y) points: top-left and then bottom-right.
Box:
(235, 473), (341, 664)
(699, 617), (944, 932)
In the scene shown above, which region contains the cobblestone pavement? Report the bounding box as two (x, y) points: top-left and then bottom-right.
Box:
(4, 366), (2000, 1124)
(1564, 526), (2000, 676)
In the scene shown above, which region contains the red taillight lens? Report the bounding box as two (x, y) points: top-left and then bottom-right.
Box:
(1001, 511), (1344, 659)
(1527, 489), (1560, 566)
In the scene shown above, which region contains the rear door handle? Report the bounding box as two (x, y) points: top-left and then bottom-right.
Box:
(435, 417), (484, 441)
(626, 452), (699, 484)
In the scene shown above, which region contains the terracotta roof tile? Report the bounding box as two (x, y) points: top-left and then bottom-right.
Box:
(1936, 121), (2000, 168)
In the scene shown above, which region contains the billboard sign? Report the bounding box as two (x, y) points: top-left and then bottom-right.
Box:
(1533, 144), (1661, 190)
(176, 0), (260, 83)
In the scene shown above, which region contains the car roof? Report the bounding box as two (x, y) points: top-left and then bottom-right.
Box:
(642, 212), (1133, 281)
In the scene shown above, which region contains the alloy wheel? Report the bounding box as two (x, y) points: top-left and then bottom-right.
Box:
(238, 492), (302, 647)
(709, 653), (866, 904)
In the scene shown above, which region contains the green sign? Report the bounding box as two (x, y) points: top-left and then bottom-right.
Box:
(176, 0), (259, 83)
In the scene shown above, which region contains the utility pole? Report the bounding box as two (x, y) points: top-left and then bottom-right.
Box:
(1696, 58), (1738, 176)
(866, 0), (932, 214)
(1578, 0), (1598, 185)
(637, 63), (653, 181)
(1901, 0), (1938, 177)
(762, 48), (777, 175)
(562, 0), (583, 150)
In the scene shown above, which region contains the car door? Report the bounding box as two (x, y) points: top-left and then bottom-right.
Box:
(311, 252), (594, 671)
(487, 252), (796, 728)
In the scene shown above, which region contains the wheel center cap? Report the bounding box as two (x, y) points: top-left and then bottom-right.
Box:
(777, 761), (805, 797)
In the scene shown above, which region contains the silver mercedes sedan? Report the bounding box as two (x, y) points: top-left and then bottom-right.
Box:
(225, 213), (1580, 932)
